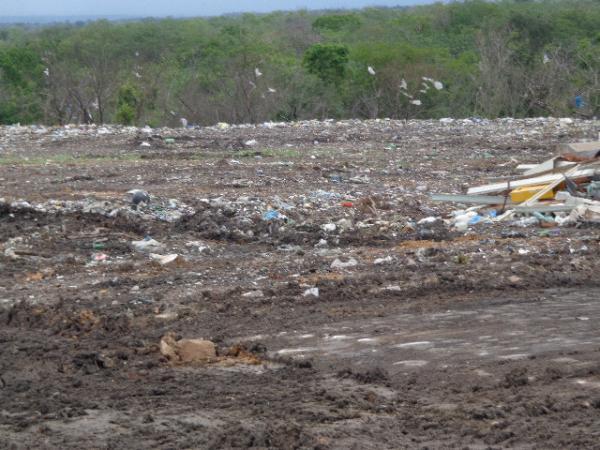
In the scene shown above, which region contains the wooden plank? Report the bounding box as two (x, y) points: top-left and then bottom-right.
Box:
(513, 204), (574, 213)
(430, 194), (511, 205)
(522, 157), (559, 177)
(516, 164), (538, 171)
(517, 161), (575, 172)
(522, 158), (576, 177)
(467, 167), (598, 195)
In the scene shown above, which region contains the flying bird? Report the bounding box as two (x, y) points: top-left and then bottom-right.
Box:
(433, 81), (444, 90)
(410, 99), (422, 106)
(43, 68), (50, 77)
(368, 66), (376, 76)
(400, 78), (407, 90)
(255, 67), (263, 77)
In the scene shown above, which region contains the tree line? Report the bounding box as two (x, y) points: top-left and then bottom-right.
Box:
(0, 0), (598, 127)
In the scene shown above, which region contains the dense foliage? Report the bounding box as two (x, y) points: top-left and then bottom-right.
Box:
(0, 0), (598, 126)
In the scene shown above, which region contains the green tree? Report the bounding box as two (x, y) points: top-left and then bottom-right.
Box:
(0, 46), (43, 123)
(303, 44), (349, 85)
(312, 14), (361, 33)
(115, 83), (141, 125)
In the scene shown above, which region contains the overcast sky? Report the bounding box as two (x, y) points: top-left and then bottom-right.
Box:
(1, 0), (437, 17)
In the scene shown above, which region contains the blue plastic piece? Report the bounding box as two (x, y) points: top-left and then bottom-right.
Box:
(468, 215), (482, 225)
(262, 210), (281, 221)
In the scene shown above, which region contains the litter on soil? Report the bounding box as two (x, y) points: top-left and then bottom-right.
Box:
(1, 118), (600, 449)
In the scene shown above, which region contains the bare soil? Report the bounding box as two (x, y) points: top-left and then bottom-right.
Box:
(1, 119), (600, 449)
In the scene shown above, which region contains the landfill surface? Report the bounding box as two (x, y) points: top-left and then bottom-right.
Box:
(1, 118), (600, 449)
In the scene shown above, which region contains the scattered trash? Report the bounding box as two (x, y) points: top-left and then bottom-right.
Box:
(417, 217), (438, 225)
(303, 287), (319, 297)
(93, 253), (109, 262)
(262, 210), (285, 221)
(92, 242), (106, 250)
(242, 290), (264, 298)
(331, 257), (358, 269)
(128, 189), (150, 208)
(374, 256), (393, 265)
(132, 237), (164, 252)
(149, 253), (182, 266)
(321, 223), (337, 232)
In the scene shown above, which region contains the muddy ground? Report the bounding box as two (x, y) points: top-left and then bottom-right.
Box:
(1, 118), (600, 449)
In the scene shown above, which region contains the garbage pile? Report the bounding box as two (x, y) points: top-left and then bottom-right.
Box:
(0, 117), (595, 157)
(0, 195), (195, 223)
(433, 140), (600, 229)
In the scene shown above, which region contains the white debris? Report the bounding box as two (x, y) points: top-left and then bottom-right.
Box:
(321, 223), (337, 232)
(315, 238), (328, 248)
(410, 99), (422, 106)
(185, 241), (210, 254)
(131, 238), (164, 253)
(303, 287), (319, 298)
(331, 257), (358, 269)
(451, 210), (478, 231)
(374, 256), (393, 265)
(417, 216), (438, 225)
(242, 290), (264, 298)
(149, 253), (181, 266)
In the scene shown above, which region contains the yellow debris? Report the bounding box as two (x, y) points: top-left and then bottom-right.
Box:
(510, 185), (555, 203)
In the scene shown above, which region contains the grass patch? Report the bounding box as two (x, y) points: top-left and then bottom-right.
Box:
(236, 148), (302, 158)
(0, 153), (143, 166)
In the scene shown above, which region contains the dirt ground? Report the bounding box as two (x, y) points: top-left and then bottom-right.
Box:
(1, 118), (600, 449)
